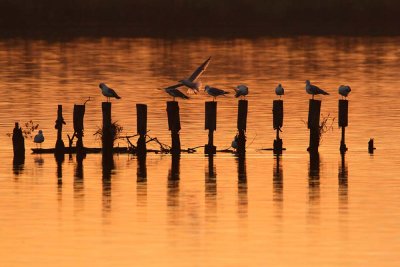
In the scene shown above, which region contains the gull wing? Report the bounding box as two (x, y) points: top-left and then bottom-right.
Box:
(164, 83), (184, 90)
(188, 57), (211, 82)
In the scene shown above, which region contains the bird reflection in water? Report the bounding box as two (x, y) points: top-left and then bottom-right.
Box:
(205, 154), (217, 220)
(102, 153), (114, 217)
(167, 154), (180, 207)
(236, 156), (248, 218)
(308, 152), (320, 220)
(338, 153), (348, 212)
(136, 155), (147, 208)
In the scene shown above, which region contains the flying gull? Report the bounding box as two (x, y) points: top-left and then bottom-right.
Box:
(205, 85), (229, 101)
(165, 57), (211, 94)
(305, 80), (329, 99)
(338, 85), (351, 99)
(275, 84), (284, 99)
(234, 84), (249, 99)
(99, 83), (121, 102)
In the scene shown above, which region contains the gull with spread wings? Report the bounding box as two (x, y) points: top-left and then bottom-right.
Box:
(164, 57), (211, 94)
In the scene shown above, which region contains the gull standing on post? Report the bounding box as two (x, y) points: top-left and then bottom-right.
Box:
(164, 57), (211, 94)
(34, 130), (44, 148)
(338, 85), (351, 99)
(164, 87), (189, 101)
(275, 84), (284, 99)
(205, 85), (229, 101)
(99, 83), (121, 102)
(234, 84), (249, 99)
(305, 80), (329, 99)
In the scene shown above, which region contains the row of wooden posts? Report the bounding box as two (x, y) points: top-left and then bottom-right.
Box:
(12, 98), (355, 160)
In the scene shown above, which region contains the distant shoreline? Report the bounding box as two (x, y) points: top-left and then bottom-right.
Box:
(0, 22), (399, 39)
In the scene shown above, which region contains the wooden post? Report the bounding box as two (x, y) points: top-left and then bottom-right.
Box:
(102, 102), (113, 154)
(339, 99), (348, 153)
(136, 104), (147, 156)
(368, 138), (375, 154)
(12, 122), (25, 159)
(308, 99), (321, 152)
(55, 105), (66, 154)
(205, 101), (217, 154)
(166, 101), (181, 154)
(273, 100), (283, 153)
(237, 100), (248, 155)
(73, 104), (85, 153)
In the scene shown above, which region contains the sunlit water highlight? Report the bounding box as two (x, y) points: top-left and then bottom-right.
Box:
(0, 36), (400, 266)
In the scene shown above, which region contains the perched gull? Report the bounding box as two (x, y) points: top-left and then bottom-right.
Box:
(99, 83), (121, 102)
(34, 130), (44, 148)
(305, 80), (329, 99)
(165, 87), (189, 101)
(164, 57), (211, 94)
(275, 84), (284, 99)
(234, 84), (249, 99)
(205, 85), (229, 101)
(338, 85), (351, 99)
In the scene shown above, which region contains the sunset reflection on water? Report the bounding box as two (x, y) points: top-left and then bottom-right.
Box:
(0, 36), (400, 266)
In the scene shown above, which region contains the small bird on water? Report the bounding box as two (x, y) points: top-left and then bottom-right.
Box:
(205, 85), (229, 101)
(164, 57), (211, 94)
(275, 84), (284, 99)
(99, 83), (121, 102)
(34, 130), (44, 148)
(234, 84), (249, 99)
(305, 80), (329, 99)
(338, 85), (351, 99)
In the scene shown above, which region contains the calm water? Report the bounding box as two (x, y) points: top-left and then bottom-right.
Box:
(0, 36), (400, 266)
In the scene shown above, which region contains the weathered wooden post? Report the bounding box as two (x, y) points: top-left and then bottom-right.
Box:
(205, 101), (217, 154)
(167, 101), (181, 154)
(136, 104), (147, 156)
(73, 104), (85, 154)
(307, 100), (321, 152)
(102, 102), (113, 154)
(237, 100), (248, 155)
(368, 138), (375, 154)
(12, 122), (25, 159)
(55, 105), (66, 154)
(338, 100), (348, 153)
(273, 100), (283, 154)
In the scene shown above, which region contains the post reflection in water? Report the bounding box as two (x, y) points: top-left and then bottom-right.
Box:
(12, 155), (25, 177)
(167, 155), (180, 208)
(136, 155), (147, 208)
(102, 153), (114, 217)
(74, 153), (85, 213)
(205, 155), (217, 220)
(308, 152), (320, 220)
(273, 154), (284, 218)
(236, 156), (248, 218)
(55, 154), (64, 187)
(338, 153), (349, 211)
